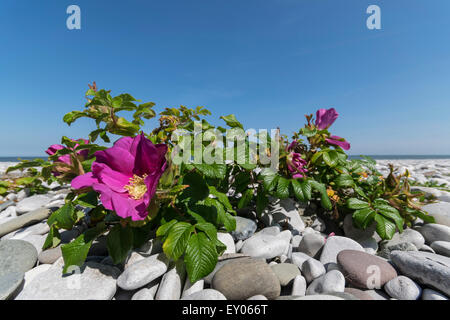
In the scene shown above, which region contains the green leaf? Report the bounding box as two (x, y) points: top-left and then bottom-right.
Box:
(291, 179), (311, 202)
(183, 171), (209, 201)
(347, 198), (370, 210)
(208, 198), (236, 232)
(195, 222), (218, 241)
(374, 214), (396, 240)
(106, 225), (134, 264)
(162, 222), (194, 260)
(310, 151), (323, 164)
(276, 177), (290, 199)
(334, 174), (354, 188)
(74, 191), (98, 208)
(374, 201), (404, 233)
(209, 186), (233, 211)
(238, 189), (254, 209)
(310, 180), (332, 210)
(194, 164), (227, 180)
(47, 203), (77, 230)
(323, 150), (339, 167)
(63, 111), (86, 126)
(156, 219), (177, 237)
(261, 170), (279, 192)
(220, 114), (243, 129)
(43, 224), (61, 250)
(184, 232), (218, 283)
(352, 208), (376, 229)
(300, 127), (317, 138)
(256, 190), (269, 215)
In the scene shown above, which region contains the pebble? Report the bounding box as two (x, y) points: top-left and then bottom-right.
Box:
(181, 278), (204, 298)
(365, 289), (390, 300)
(0, 272), (24, 300)
(278, 294), (344, 300)
(23, 264), (52, 287)
(230, 216), (257, 241)
(3, 221), (50, 240)
(0, 206), (16, 220)
(247, 294), (268, 300)
(181, 289), (227, 300)
(203, 253), (250, 285)
(384, 276), (422, 300)
(418, 223), (450, 243)
(22, 234), (46, 255)
(291, 235), (303, 249)
(337, 250), (397, 289)
(211, 258), (281, 300)
(15, 195), (53, 215)
(235, 240), (243, 252)
(380, 229), (425, 250)
(421, 288), (449, 300)
(117, 253), (169, 290)
(155, 260), (186, 300)
(319, 236), (364, 270)
(343, 214), (377, 240)
(297, 233), (325, 258)
(291, 275), (306, 296)
(344, 288), (375, 300)
(240, 234), (287, 260)
(0, 239), (38, 276)
(390, 251), (450, 296)
(131, 280), (160, 300)
(378, 242), (418, 259)
(305, 270), (345, 295)
(16, 261), (120, 300)
(270, 263), (300, 286)
(356, 237), (378, 255)
(419, 244), (435, 253)
(0, 208), (52, 238)
(430, 241), (450, 257)
(289, 252), (312, 270)
(421, 202), (450, 226)
(268, 198), (305, 234)
(38, 246), (62, 264)
(217, 232), (236, 254)
(302, 258), (326, 283)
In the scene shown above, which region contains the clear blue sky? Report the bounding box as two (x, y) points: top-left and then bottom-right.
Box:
(1, 0), (449, 156)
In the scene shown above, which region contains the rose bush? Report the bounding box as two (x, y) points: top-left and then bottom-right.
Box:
(5, 84), (435, 282)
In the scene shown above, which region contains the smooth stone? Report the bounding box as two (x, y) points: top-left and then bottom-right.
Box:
(430, 241), (450, 257)
(418, 223), (450, 243)
(16, 195), (53, 214)
(114, 288), (137, 300)
(390, 251), (450, 296)
(124, 251), (146, 269)
(344, 288), (375, 300)
(319, 236), (364, 270)
(419, 244), (435, 253)
(22, 234), (46, 255)
(255, 226), (281, 236)
(0, 206), (16, 220)
(235, 240), (243, 252)
(16, 189), (30, 202)
(378, 242), (418, 259)
(365, 289), (390, 300)
(311, 217), (326, 232)
(131, 280), (160, 300)
(0, 208), (51, 237)
(16, 261), (119, 300)
(38, 246), (62, 264)
(290, 252), (312, 271)
(203, 253), (250, 285)
(240, 234), (287, 260)
(230, 216), (257, 241)
(270, 263), (300, 286)
(0, 200), (15, 212)
(298, 233), (325, 258)
(182, 278), (204, 298)
(421, 202), (450, 226)
(326, 291), (359, 300)
(305, 270), (345, 295)
(291, 275), (306, 296)
(384, 276), (422, 300)
(380, 229), (425, 250)
(211, 258), (281, 300)
(3, 221), (50, 240)
(247, 294), (268, 300)
(155, 260), (186, 300)
(0, 272), (24, 300)
(302, 258), (326, 283)
(23, 264), (52, 287)
(412, 187), (450, 203)
(421, 288), (449, 300)
(268, 198), (305, 234)
(181, 289), (227, 300)
(217, 232), (236, 254)
(356, 237), (378, 255)
(343, 214), (377, 240)
(337, 250), (397, 289)
(291, 235), (303, 249)
(277, 294), (344, 300)
(0, 239), (38, 276)
(117, 253), (169, 291)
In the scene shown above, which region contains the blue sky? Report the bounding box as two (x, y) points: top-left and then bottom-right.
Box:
(0, 0), (449, 156)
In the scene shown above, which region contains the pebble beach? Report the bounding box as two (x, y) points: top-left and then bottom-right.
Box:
(1, 158), (450, 300)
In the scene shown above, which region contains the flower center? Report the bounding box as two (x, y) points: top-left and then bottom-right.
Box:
(124, 174), (148, 200)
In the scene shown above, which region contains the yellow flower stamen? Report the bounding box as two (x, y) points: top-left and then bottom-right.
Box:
(124, 174), (148, 200)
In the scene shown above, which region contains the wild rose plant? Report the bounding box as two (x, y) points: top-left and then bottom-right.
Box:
(7, 84), (434, 282)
